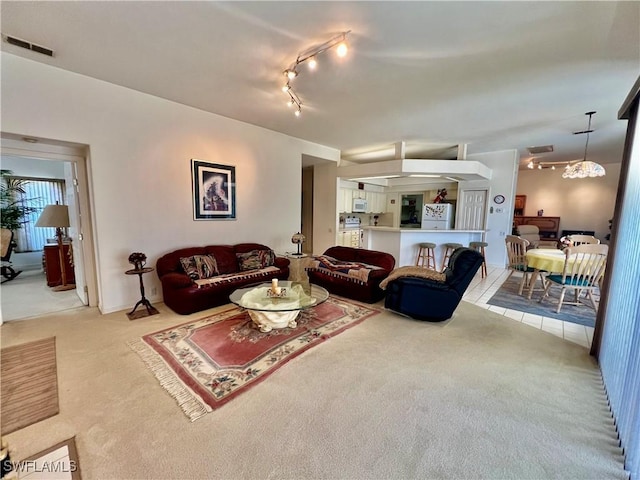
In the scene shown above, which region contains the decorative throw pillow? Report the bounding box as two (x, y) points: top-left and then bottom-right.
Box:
(179, 254), (219, 280)
(236, 249), (275, 271)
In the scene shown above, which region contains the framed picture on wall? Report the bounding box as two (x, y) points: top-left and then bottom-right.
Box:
(191, 159), (236, 220)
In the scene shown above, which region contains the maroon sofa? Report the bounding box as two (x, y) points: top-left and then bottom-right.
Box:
(305, 246), (395, 303)
(156, 243), (289, 315)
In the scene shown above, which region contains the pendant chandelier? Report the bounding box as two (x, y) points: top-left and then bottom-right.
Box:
(562, 111), (606, 179)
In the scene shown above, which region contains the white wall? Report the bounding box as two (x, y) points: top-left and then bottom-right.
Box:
(465, 149), (520, 267)
(516, 163), (621, 241)
(2, 53), (339, 314)
(312, 162), (339, 255)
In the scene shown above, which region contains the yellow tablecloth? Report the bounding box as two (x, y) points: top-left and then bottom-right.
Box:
(525, 249), (566, 273)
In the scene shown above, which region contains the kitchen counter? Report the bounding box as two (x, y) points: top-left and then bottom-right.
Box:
(361, 227), (485, 268)
(363, 226), (484, 233)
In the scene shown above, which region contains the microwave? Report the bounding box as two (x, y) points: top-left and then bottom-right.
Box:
(352, 198), (368, 213)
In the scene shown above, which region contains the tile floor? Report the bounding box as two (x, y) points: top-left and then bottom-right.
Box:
(463, 265), (594, 348)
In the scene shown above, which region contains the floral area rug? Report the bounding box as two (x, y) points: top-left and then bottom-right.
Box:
(128, 296), (379, 421)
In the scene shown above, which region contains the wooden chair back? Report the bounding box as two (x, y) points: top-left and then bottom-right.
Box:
(561, 244), (608, 285)
(567, 234), (600, 246)
(505, 235), (530, 270)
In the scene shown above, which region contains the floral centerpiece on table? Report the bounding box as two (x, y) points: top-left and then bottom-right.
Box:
(559, 236), (573, 249)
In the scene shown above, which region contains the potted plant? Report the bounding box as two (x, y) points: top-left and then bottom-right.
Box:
(1, 169), (38, 233)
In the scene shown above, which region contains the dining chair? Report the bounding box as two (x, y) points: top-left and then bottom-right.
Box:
(567, 234), (601, 246)
(505, 235), (541, 295)
(538, 244), (608, 313)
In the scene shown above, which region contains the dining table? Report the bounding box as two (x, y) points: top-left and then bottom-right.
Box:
(524, 248), (567, 300)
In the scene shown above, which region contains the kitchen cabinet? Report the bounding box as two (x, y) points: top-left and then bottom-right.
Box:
(374, 192), (387, 213)
(339, 189), (353, 213)
(338, 188), (386, 213)
(353, 190), (366, 200)
(337, 229), (361, 247)
(365, 191), (387, 213)
(514, 195), (526, 216)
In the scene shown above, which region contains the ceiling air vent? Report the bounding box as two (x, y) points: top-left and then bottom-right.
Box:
(527, 145), (554, 155)
(4, 35), (54, 57)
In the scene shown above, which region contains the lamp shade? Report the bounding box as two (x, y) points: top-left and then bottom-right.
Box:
(35, 204), (70, 228)
(561, 161), (606, 179)
(291, 232), (306, 244)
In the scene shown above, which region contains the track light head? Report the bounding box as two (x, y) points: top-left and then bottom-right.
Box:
(336, 42), (348, 57)
(284, 69), (298, 80)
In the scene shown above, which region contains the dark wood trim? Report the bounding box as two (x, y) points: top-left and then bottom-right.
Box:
(619, 75), (640, 120)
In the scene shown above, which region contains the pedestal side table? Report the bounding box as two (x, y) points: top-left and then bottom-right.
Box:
(125, 267), (159, 320)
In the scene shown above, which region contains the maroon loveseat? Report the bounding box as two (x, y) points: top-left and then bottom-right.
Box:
(156, 243), (289, 315)
(305, 246), (395, 303)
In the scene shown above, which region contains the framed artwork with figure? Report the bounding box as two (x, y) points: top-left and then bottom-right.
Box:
(191, 159), (236, 220)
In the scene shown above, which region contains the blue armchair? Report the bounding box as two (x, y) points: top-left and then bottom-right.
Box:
(384, 247), (483, 322)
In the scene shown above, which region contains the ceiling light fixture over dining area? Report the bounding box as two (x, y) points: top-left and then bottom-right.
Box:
(281, 31), (351, 117)
(562, 111), (606, 179)
(525, 112), (606, 178)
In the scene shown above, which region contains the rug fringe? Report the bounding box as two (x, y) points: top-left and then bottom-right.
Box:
(127, 339), (212, 422)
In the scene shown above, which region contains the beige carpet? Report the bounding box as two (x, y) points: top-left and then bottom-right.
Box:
(0, 299), (626, 479)
(0, 270), (85, 322)
(1, 337), (59, 434)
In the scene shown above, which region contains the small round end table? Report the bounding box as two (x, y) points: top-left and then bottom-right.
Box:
(125, 267), (159, 320)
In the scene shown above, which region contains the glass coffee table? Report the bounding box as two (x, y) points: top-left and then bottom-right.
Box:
(229, 281), (329, 332)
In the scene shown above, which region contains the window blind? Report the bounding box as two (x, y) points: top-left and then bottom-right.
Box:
(13, 177), (65, 252)
(599, 86), (640, 479)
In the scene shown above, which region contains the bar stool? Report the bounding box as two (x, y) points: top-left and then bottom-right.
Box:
(469, 241), (488, 278)
(415, 242), (436, 270)
(441, 242), (463, 271)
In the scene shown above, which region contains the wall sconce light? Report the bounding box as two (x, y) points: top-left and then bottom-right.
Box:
(281, 31), (351, 117)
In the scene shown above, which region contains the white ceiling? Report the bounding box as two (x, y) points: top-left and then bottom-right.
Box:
(1, 1), (639, 170)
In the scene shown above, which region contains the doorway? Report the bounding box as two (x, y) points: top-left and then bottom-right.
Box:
(1, 134), (96, 321)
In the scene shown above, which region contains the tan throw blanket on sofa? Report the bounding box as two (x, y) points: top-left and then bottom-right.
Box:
(306, 255), (383, 285)
(379, 266), (446, 290)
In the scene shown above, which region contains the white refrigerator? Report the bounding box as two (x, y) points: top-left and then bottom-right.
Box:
(421, 203), (453, 229)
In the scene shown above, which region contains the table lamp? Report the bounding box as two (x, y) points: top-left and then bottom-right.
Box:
(35, 202), (75, 291)
(291, 232), (306, 256)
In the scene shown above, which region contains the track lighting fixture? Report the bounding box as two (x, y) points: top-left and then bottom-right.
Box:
(280, 31), (351, 117)
(525, 112), (606, 178)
